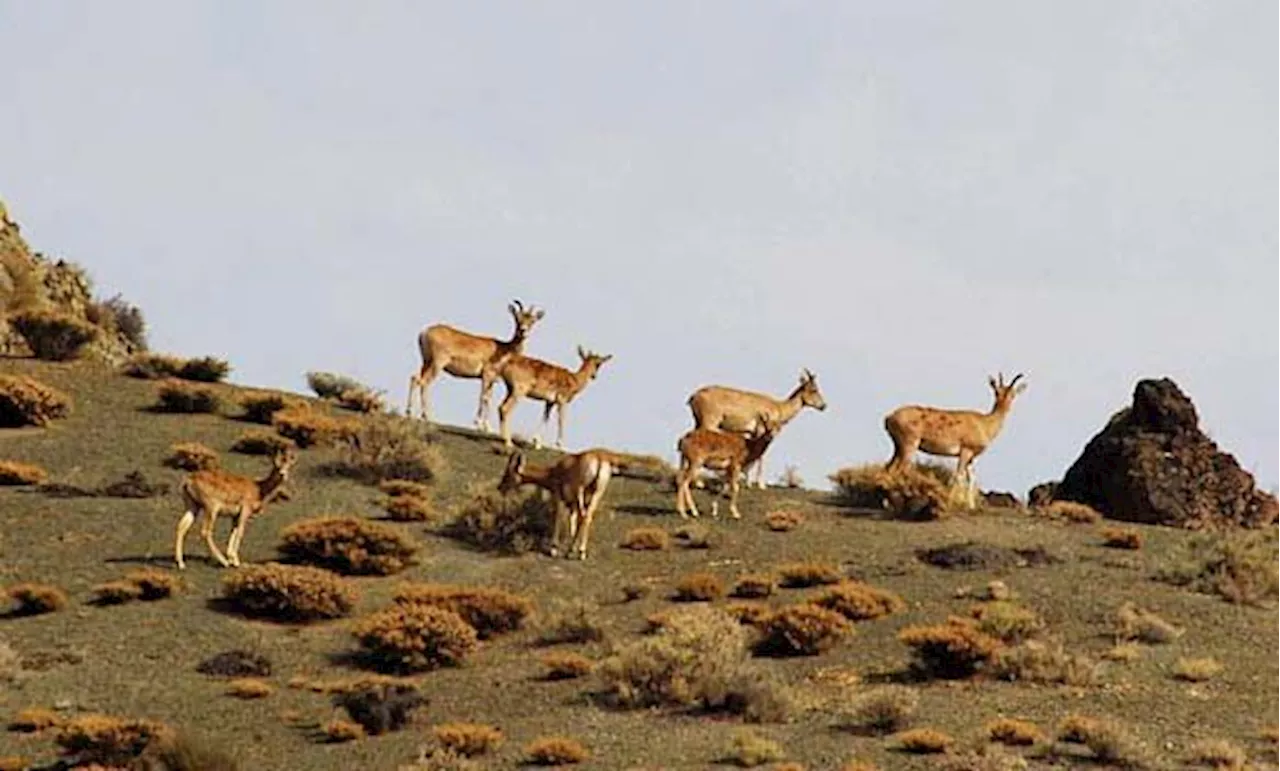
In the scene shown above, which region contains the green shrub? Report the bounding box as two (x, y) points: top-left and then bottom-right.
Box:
(322, 415), (446, 485)
(7, 308), (98, 360)
(446, 487), (553, 555)
(89, 293), (147, 351)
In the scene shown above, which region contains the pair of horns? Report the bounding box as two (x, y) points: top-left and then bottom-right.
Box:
(800, 368), (817, 382)
(991, 372), (1025, 388)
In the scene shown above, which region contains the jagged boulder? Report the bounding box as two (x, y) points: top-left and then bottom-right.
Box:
(1, 204), (143, 364)
(1055, 378), (1277, 530)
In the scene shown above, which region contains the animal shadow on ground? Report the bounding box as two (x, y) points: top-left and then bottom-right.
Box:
(915, 541), (1060, 571)
(614, 503), (672, 518)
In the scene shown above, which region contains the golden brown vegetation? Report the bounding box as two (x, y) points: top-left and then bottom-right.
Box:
(1113, 601), (1183, 644)
(220, 563), (358, 621)
(968, 601), (1044, 643)
(8, 707), (62, 732)
(776, 562), (841, 588)
(154, 379), (221, 414)
(732, 574), (777, 599)
(812, 582), (906, 621)
(620, 527), (670, 551)
(0, 460), (47, 486)
(279, 516), (419, 576)
(672, 572), (726, 602)
(381, 495), (435, 522)
(446, 487), (553, 554)
(540, 651), (593, 680)
(0, 373), (71, 427)
(1172, 656), (1223, 682)
(271, 406), (356, 448)
(239, 391), (301, 424)
(1185, 739), (1248, 769)
(230, 429), (296, 456)
(897, 618), (1003, 679)
(844, 686), (918, 734)
(225, 678), (274, 699)
(891, 728), (954, 754)
(764, 510), (803, 532)
(327, 415), (447, 484)
(988, 639), (1097, 685)
(393, 583), (534, 639)
(54, 713), (174, 766)
(522, 736), (589, 765)
(828, 462), (961, 519)
(755, 603), (854, 657)
(726, 730), (785, 767)
(1037, 500), (1102, 524)
(164, 441), (219, 471)
(1055, 714), (1153, 767)
(983, 718), (1044, 746)
(91, 568), (182, 606)
(431, 723), (503, 757)
(7, 307), (98, 360)
(323, 719), (364, 743)
(1101, 526), (1143, 550)
(351, 605), (479, 673)
(4, 583), (68, 616)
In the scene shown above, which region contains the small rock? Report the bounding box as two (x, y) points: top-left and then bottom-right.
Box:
(984, 580), (1011, 601)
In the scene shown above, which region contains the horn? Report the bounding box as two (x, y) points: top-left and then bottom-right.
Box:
(1009, 373), (1025, 387)
(577, 345), (587, 359)
(511, 299), (525, 312)
(803, 368), (815, 381)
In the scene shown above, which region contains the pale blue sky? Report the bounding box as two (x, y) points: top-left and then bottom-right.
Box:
(2, 1), (1275, 494)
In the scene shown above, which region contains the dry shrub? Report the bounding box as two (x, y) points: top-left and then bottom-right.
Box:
(9, 707), (61, 732)
(226, 678), (274, 699)
(220, 563), (357, 621)
(523, 736), (589, 765)
(892, 728), (954, 754)
(674, 523), (713, 549)
(672, 572), (726, 602)
(155, 379), (221, 414)
(898, 618), (1003, 679)
(765, 510), (803, 532)
(176, 356), (231, 383)
(279, 516), (419, 576)
(1038, 500), (1102, 524)
(164, 441), (219, 471)
(0, 374), (71, 427)
(1103, 642), (1142, 662)
(196, 650), (272, 678)
(338, 388), (385, 414)
(133, 732), (241, 771)
(330, 681), (426, 735)
(540, 651), (593, 680)
(0, 460), (47, 486)
(598, 606), (795, 722)
(230, 430), (296, 456)
(380, 479), (432, 499)
(812, 582), (906, 621)
(352, 605), (478, 673)
(447, 487), (553, 555)
(733, 574), (777, 599)
(755, 603), (854, 657)
(727, 730), (785, 767)
(828, 462), (963, 519)
(989, 639), (1097, 685)
(622, 583), (650, 602)
(239, 391), (300, 424)
(88, 293), (147, 350)
(536, 604), (605, 646)
(1157, 529), (1279, 605)
(1101, 527), (1143, 550)
(0, 758), (25, 771)
(323, 720), (364, 743)
(984, 718), (1043, 746)
(54, 714), (173, 766)
(0, 250), (42, 312)
(91, 568), (181, 606)
(382, 495), (435, 522)
(1261, 724), (1279, 743)
(122, 353), (186, 379)
(839, 762), (880, 771)
(7, 308), (98, 360)
(1186, 739), (1248, 769)
(5, 583), (68, 616)
(1113, 601), (1183, 644)
(968, 601), (1044, 643)
(393, 583), (534, 639)
(844, 686), (918, 734)
(777, 465), (804, 489)
(399, 747), (482, 771)
(326, 415), (446, 484)
(432, 723), (503, 757)
(307, 371), (368, 400)
(1172, 657), (1223, 682)
(1055, 715), (1152, 767)
(776, 562), (841, 588)
(620, 527), (670, 551)
(726, 602), (773, 627)
(272, 406), (356, 449)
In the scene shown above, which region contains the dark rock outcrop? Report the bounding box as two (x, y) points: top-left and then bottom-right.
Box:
(1026, 481), (1059, 507)
(1055, 378), (1277, 530)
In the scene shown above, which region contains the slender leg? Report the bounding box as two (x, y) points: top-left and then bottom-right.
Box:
(475, 371), (496, 432)
(574, 465), (612, 560)
(174, 511), (197, 570)
(498, 387), (520, 448)
(201, 512), (231, 568)
(227, 506), (251, 567)
(418, 362), (441, 423)
(750, 453), (767, 490)
(728, 461), (743, 519)
(405, 374), (419, 418)
(547, 499), (566, 558)
(555, 403), (567, 450)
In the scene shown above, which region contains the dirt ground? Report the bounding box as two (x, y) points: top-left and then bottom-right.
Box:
(1, 358), (1276, 770)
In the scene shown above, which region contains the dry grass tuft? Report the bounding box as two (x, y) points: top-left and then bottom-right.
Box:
(843, 686), (919, 734)
(322, 719), (365, 743)
(540, 651), (594, 680)
(225, 678), (274, 699)
(325, 415), (446, 484)
(279, 516), (419, 576)
(1172, 656), (1223, 682)
(755, 603), (854, 657)
(0, 374), (71, 427)
(230, 429), (296, 456)
(1185, 739), (1248, 769)
(446, 487), (553, 555)
(1102, 642), (1142, 662)
(776, 562), (842, 588)
(1101, 527), (1143, 550)
(271, 406), (357, 448)
(7, 308), (98, 360)
(173, 356), (231, 383)
(968, 601), (1044, 643)
(393, 583), (534, 639)
(812, 582), (906, 621)
(898, 618), (1003, 679)
(620, 527), (670, 551)
(432, 723), (503, 757)
(764, 510), (804, 532)
(306, 371), (369, 400)
(380, 478), (433, 499)
(673, 523), (713, 549)
(5, 583), (68, 616)
(732, 574), (777, 599)
(54, 713), (174, 766)
(672, 572), (726, 602)
(1113, 601), (1183, 644)
(154, 379), (221, 414)
(92, 568), (182, 606)
(536, 603), (606, 646)
(0, 460), (48, 486)
(220, 563), (358, 622)
(1055, 714), (1153, 767)
(164, 441), (219, 471)
(828, 462), (964, 519)
(121, 352), (186, 380)
(989, 639), (1097, 685)
(239, 391), (302, 424)
(726, 730), (785, 767)
(351, 605), (479, 673)
(8, 707), (62, 732)
(984, 718), (1044, 746)
(1037, 500), (1102, 524)
(891, 728), (954, 754)
(523, 736), (590, 765)
(1157, 529), (1279, 606)
(381, 495), (435, 522)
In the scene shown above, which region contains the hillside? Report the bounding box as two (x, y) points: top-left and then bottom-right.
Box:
(0, 355), (1276, 770)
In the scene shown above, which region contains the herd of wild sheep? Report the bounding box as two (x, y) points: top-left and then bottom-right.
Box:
(176, 298), (1026, 567)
